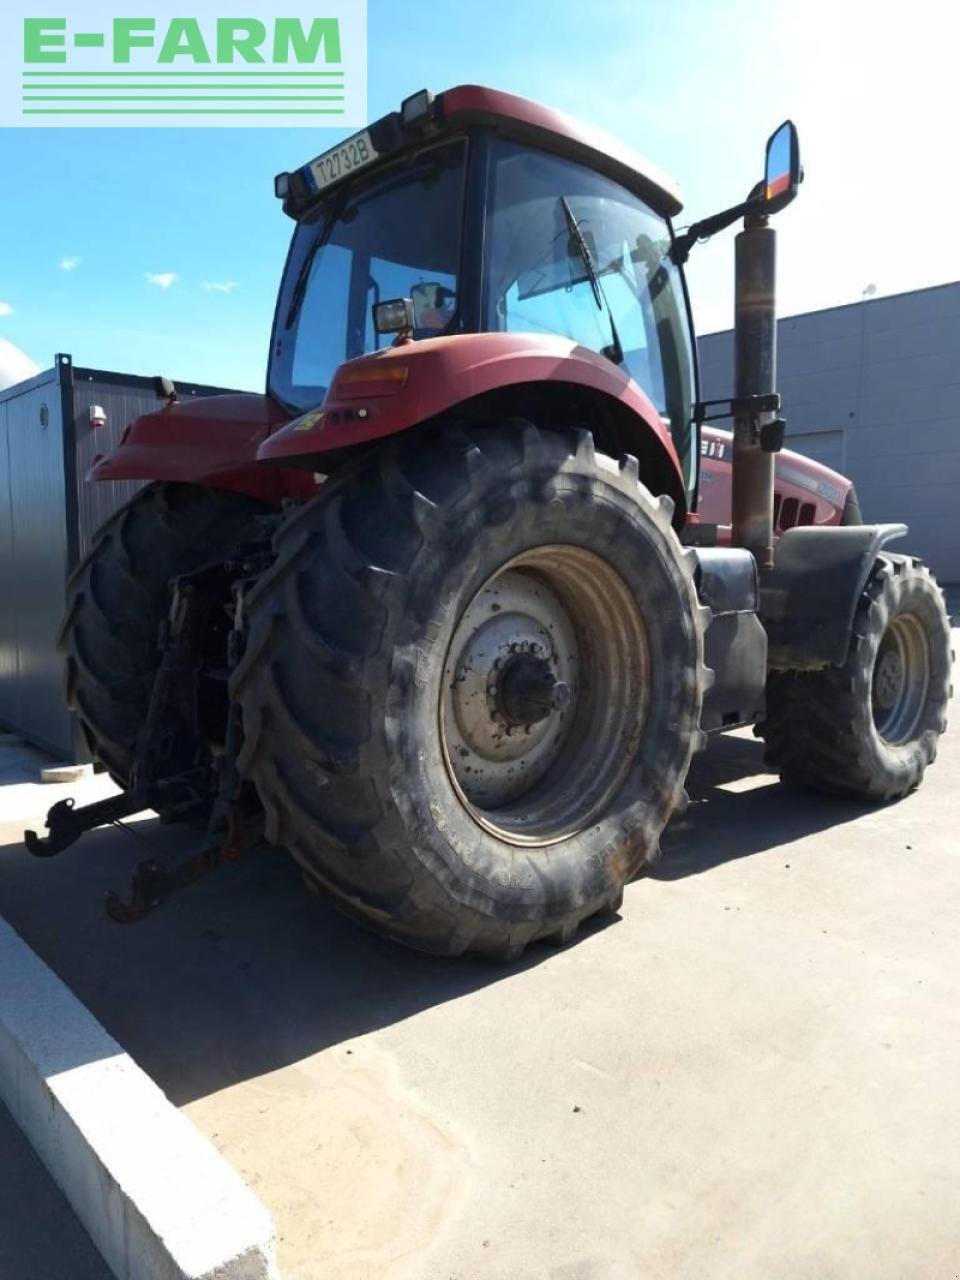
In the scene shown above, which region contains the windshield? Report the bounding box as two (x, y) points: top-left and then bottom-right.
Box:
(269, 139), (466, 412)
(484, 139), (696, 489)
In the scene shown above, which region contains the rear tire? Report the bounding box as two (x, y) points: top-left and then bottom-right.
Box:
(60, 482), (270, 786)
(758, 555), (952, 800)
(232, 423), (709, 958)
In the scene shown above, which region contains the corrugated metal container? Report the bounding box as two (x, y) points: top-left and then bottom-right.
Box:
(0, 354), (237, 759)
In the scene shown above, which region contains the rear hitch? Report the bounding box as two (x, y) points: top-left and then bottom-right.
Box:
(104, 814), (250, 924)
(105, 581), (263, 924)
(24, 791), (146, 857)
(26, 552), (268, 920)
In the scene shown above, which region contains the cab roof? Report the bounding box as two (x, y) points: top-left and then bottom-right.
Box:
(439, 85), (683, 217)
(278, 83), (684, 221)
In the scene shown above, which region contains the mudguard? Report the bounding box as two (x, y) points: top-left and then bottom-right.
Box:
(87, 392), (316, 504)
(257, 332), (685, 496)
(761, 524), (909, 671)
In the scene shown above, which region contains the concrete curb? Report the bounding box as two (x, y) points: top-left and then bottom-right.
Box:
(0, 919), (279, 1280)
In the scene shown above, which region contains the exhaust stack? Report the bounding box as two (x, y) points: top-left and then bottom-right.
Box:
(731, 213), (778, 569)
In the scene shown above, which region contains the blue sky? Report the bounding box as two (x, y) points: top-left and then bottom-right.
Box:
(1, 0), (957, 390)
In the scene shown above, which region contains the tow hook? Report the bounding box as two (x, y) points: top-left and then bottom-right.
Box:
(104, 810), (251, 924)
(24, 792), (147, 857)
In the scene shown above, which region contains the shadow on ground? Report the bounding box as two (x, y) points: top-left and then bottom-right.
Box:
(0, 732), (871, 1108)
(655, 728), (873, 880)
(0, 1101), (110, 1280)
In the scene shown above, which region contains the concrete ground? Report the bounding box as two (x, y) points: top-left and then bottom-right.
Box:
(0, 611), (957, 1280)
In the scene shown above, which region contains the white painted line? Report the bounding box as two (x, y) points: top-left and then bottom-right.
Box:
(0, 919), (279, 1280)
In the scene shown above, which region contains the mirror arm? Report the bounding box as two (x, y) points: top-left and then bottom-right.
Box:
(671, 188), (765, 265)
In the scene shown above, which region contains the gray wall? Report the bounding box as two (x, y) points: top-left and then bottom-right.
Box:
(698, 281), (960, 581)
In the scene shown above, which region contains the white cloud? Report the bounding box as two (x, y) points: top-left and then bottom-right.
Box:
(0, 337), (39, 390)
(202, 280), (240, 294)
(146, 272), (179, 290)
(0, 302), (13, 317)
(59, 256), (81, 272)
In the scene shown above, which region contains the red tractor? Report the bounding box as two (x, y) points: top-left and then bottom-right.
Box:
(29, 86), (952, 958)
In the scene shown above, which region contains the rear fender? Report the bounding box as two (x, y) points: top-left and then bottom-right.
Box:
(761, 524), (909, 670)
(87, 392), (316, 504)
(257, 333), (687, 513)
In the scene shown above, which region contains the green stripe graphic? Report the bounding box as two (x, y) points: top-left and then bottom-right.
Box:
(20, 65), (349, 116)
(23, 95), (345, 101)
(22, 70), (345, 76)
(22, 108), (346, 114)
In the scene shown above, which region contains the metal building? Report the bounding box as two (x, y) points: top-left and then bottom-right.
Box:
(0, 355), (236, 758)
(698, 280), (960, 581)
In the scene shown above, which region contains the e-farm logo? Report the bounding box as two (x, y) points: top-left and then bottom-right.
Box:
(1, 1), (366, 127)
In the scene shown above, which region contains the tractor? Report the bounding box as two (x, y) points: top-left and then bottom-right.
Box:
(28, 85), (953, 957)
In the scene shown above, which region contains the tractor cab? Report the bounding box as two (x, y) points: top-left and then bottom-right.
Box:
(268, 86), (699, 497)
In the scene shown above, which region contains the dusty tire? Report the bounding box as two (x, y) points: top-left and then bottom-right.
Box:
(232, 423), (709, 958)
(758, 554), (952, 800)
(60, 482), (270, 786)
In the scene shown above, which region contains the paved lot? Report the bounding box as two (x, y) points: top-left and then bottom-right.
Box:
(0, 617), (957, 1280)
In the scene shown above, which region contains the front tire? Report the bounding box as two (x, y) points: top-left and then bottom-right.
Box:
(233, 423), (709, 958)
(758, 555), (952, 800)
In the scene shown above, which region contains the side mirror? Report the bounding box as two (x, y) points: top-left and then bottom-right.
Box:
(153, 375), (178, 404)
(411, 281), (456, 332)
(373, 297), (414, 335)
(763, 120), (801, 214)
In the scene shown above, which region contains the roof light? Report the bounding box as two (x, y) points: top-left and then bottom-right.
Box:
(400, 89), (434, 126)
(274, 172), (291, 200)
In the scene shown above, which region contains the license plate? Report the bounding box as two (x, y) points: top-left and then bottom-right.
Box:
(308, 130), (379, 192)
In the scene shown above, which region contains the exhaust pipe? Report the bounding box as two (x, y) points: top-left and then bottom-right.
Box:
(731, 211), (778, 570)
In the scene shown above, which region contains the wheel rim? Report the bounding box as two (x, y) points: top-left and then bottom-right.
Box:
(439, 545), (650, 846)
(871, 611), (930, 744)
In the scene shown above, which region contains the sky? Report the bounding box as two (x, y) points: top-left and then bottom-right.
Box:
(1, 0), (958, 391)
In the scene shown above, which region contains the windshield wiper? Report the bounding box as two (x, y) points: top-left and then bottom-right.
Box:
(560, 197), (624, 366)
(284, 186), (352, 328)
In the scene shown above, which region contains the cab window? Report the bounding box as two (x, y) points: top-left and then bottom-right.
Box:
(483, 138), (695, 479)
(271, 140), (465, 412)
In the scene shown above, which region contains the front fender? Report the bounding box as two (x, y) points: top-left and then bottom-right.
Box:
(258, 332), (684, 491)
(761, 524), (909, 670)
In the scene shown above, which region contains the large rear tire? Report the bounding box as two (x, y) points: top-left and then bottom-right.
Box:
(758, 555), (952, 800)
(60, 482), (270, 785)
(232, 423), (709, 958)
